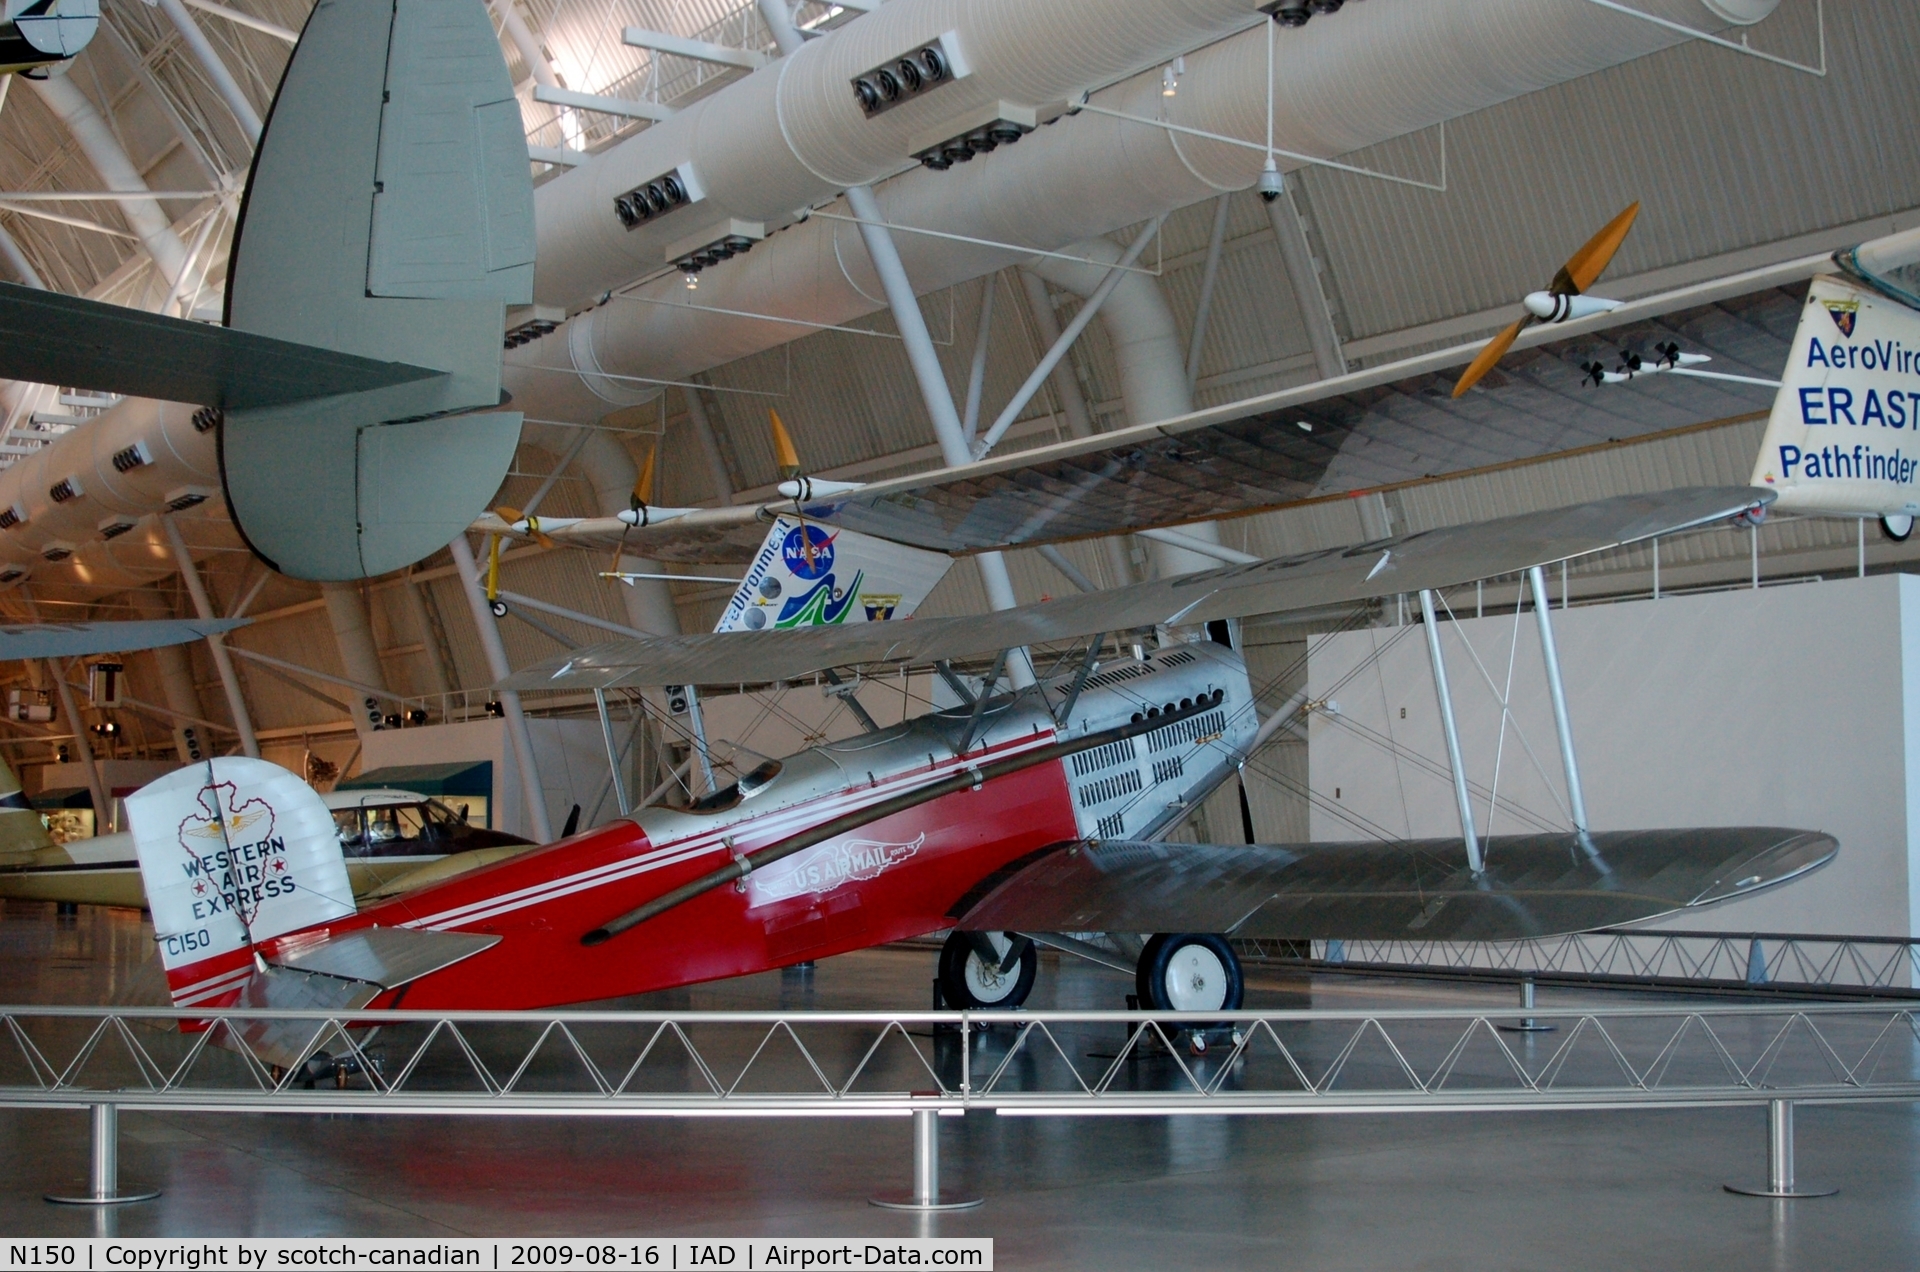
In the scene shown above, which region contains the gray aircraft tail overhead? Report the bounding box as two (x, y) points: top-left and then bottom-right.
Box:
(0, 0), (532, 581)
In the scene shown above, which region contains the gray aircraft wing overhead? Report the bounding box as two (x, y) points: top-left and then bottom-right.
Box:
(955, 828), (1836, 943)
(0, 618), (249, 660)
(794, 265), (1805, 556)
(502, 485), (1768, 692)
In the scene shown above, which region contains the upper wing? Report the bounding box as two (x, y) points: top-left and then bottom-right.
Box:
(955, 828), (1835, 943)
(469, 505), (770, 564)
(0, 282), (445, 410)
(0, 618), (249, 660)
(502, 484), (1767, 691)
(797, 263), (1811, 556)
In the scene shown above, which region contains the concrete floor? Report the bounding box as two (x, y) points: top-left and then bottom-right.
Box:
(2, 899), (1918, 1269)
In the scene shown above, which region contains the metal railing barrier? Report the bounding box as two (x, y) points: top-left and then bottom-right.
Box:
(5, 1002), (1917, 1208)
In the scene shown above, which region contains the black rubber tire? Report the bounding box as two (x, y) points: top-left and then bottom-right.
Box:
(1135, 933), (1245, 1015)
(1882, 514), (1913, 543)
(937, 930), (1037, 1010)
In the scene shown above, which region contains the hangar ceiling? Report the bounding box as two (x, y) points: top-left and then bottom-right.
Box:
(0, 0), (1910, 780)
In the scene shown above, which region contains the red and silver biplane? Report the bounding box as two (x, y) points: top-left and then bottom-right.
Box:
(131, 485), (1837, 1070)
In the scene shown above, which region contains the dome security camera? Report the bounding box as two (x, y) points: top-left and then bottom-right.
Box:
(1258, 162), (1284, 203)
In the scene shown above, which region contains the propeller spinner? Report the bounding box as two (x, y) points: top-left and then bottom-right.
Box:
(1451, 202), (1641, 399)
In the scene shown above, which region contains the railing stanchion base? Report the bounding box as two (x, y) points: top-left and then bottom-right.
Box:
(871, 1108), (981, 1211)
(46, 1103), (159, 1206)
(1725, 1100), (1836, 1199)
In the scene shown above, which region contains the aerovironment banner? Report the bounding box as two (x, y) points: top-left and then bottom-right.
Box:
(714, 516), (952, 634)
(1753, 273), (1920, 519)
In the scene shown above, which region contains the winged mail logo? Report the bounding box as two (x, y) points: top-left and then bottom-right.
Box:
(176, 780), (283, 926)
(1823, 297), (1859, 338)
(748, 832), (926, 905)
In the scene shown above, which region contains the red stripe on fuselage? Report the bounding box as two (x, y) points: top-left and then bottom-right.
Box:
(255, 742), (1080, 1011)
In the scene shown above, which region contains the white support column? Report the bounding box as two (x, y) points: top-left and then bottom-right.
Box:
(1137, 527), (1257, 566)
(163, 518), (258, 758)
(399, 571), (453, 700)
(0, 222), (44, 289)
(154, 0), (262, 141)
(127, 587), (211, 762)
(46, 658), (109, 825)
(321, 582), (394, 740)
(1526, 565), (1589, 837)
(680, 380), (735, 504)
(1020, 269), (1130, 588)
(30, 75), (189, 285)
(1418, 588), (1481, 874)
(845, 180), (1033, 689)
(449, 535), (553, 843)
(489, 0), (559, 88)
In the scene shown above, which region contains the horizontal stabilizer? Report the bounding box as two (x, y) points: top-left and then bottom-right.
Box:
(0, 282), (444, 409)
(193, 927), (498, 1069)
(505, 486), (1769, 691)
(0, 617), (248, 660)
(267, 925), (499, 988)
(956, 827), (1835, 942)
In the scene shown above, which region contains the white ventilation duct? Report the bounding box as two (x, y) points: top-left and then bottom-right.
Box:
(0, 398), (233, 595)
(30, 74), (190, 285)
(530, 0), (1265, 310)
(508, 0), (1776, 422)
(1028, 238), (1223, 576)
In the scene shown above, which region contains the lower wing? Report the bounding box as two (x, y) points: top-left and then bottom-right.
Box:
(955, 828), (1835, 943)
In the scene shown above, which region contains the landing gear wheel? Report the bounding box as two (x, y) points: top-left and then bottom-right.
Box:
(938, 931), (1037, 1010)
(1882, 514), (1913, 543)
(1137, 934), (1244, 1049)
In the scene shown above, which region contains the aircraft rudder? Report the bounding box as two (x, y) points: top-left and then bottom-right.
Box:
(128, 758), (356, 1006)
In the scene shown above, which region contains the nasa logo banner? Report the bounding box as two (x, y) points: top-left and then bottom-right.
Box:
(781, 523), (836, 579)
(713, 516), (954, 634)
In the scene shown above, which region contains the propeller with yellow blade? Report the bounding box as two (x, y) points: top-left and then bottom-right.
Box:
(768, 407), (864, 503)
(1451, 202), (1641, 399)
(491, 506), (555, 550)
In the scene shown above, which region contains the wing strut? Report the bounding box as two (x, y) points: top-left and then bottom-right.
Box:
(1418, 588), (1482, 874)
(1526, 565), (1592, 846)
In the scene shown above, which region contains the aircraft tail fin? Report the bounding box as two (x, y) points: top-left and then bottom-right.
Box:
(128, 759), (356, 1009)
(1751, 272), (1920, 521)
(714, 515), (954, 633)
(215, 0), (533, 582)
